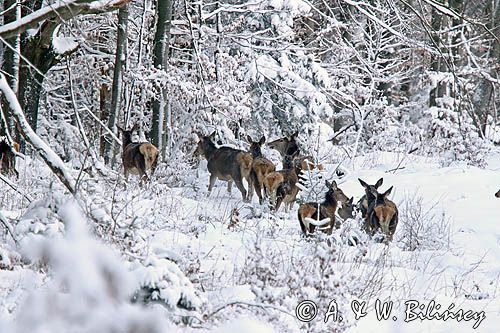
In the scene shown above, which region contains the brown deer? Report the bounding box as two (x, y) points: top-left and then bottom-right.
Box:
(263, 155), (300, 212)
(247, 136), (275, 204)
(0, 139), (19, 178)
(495, 189), (500, 198)
(268, 132), (323, 171)
(366, 186), (398, 241)
(297, 180), (350, 236)
(357, 178), (383, 219)
(195, 132), (253, 202)
(268, 132), (300, 159)
(117, 124), (158, 183)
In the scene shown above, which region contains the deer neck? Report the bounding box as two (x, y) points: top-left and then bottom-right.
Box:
(202, 139), (217, 159)
(250, 146), (262, 158)
(122, 132), (133, 147)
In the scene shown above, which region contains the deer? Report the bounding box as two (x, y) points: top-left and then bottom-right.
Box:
(365, 186), (398, 242)
(267, 132), (323, 171)
(495, 189), (500, 198)
(117, 124), (158, 183)
(247, 136), (275, 204)
(337, 196), (355, 221)
(263, 155), (300, 212)
(357, 178), (384, 219)
(268, 131), (300, 160)
(297, 180), (350, 236)
(0, 139), (20, 178)
(195, 132), (253, 202)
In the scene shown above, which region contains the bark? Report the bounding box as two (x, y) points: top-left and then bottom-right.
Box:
(472, 0), (500, 135)
(104, 5), (129, 165)
(151, 0), (173, 151)
(429, 6), (447, 107)
(99, 74), (111, 157)
(0, 0), (17, 138)
(17, 18), (60, 132)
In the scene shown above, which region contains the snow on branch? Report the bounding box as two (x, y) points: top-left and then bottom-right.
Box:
(0, 0), (130, 40)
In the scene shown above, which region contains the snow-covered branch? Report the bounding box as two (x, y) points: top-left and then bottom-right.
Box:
(0, 0), (130, 40)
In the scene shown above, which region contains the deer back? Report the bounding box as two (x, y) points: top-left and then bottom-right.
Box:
(196, 135), (252, 180)
(120, 125), (158, 177)
(294, 155), (324, 171)
(297, 180), (347, 234)
(367, 186), (398, 240)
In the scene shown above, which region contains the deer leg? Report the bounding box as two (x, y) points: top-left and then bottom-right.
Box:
(251, 172), (263, 204)
(298, 217), (307, 235)
(207, 174), (217, 196)
(275, 195), (283, 212)
(247, 175), (254, 202)
(234, 179), (248, 202)
(124, 167), (129, 182)
(150, 156), (158, 176)
(227, 180), (233, 193)
(135, 155), (149, 185)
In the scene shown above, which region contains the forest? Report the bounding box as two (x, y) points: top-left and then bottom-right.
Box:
(0, 0), (499, 332)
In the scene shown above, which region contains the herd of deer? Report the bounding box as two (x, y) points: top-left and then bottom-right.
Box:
(1, 126), (499, 241)
(194, 131), (399, 241)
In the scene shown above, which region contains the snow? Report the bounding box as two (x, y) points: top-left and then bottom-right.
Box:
(52, 36), (79, 55)
(2, 0), (499, 330)
(1, 137), (499, 331)
(215, 317), (275, 333)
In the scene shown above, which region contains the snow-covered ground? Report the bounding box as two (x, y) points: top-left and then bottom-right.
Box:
(1, 148), (499, 332)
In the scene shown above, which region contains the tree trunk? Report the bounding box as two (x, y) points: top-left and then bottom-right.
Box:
(0, 0), (17, 138)
(151, 0), (173, 152)
(99, 79), (111, 157)
(104, 5), (129, 165)
(472, 0), (500, 136)
(429, 6), (447, 107)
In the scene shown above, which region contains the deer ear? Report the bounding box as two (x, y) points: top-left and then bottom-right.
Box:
(358, 178), (368, 188)
(209, 131), (216, 139)
(259, 136), (266, 145)
(290, 131), (298, 139)
(375, 178), (384, 188)
(246, 135), (253, 143)
(330, 180), (338, 189)
(383, 186), (393, 198)
(195, 132), (203, 139)
(349, 197), (354, 204)
(324, 179), (331, 188)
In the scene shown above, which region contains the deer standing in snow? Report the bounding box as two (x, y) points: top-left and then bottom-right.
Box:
(247, 136), (275, 204)
(297, 180), (350, 235)
(194, 132), (253, 202)
(117, 124), (158, 183)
